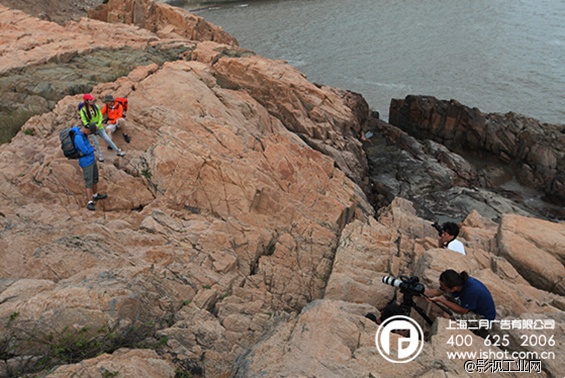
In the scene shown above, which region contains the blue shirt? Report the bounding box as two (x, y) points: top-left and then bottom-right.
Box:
(453, 277), (496, 320)
(71, 126), (95, 168)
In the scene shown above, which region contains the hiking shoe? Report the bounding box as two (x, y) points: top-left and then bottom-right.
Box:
(87, 201), (96, 211)
(93, 193), (108, 201)
(107, 146), (113, 150)
(123, 134), (131, 143)
(117, 150), (126, 157)
(98, 156), (105, 162)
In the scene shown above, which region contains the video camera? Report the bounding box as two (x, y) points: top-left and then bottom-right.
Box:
(382, 275), (432, 324)
(382, 275), (425, 297)
(382, 275), (454, 326)
(432, 221), (443, 236)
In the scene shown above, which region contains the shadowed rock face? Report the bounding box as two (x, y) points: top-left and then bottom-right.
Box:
(387, 95), (565, 219)
(364, 116), (565, 223)
(0, 1), (564, 378)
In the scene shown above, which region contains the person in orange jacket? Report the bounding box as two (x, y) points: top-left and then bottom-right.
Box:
(101, 94), (132, 144)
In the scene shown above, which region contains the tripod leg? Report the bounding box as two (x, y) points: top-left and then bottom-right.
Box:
(411, 304), (434, 326)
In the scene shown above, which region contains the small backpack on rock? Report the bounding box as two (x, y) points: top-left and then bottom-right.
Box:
(59, 128), (82, 159)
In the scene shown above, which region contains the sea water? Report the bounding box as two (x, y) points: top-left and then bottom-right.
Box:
(191, 0), (565, 125)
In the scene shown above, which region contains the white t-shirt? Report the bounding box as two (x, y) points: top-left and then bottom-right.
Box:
(447, 239), (466, 255)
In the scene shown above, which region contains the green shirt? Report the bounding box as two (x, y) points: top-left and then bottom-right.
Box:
(79, 104), (103, 129)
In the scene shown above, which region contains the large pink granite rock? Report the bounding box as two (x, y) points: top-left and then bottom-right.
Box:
(0, 2), (564, 377)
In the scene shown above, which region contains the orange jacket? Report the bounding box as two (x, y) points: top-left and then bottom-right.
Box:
(101, 102), (124, 124)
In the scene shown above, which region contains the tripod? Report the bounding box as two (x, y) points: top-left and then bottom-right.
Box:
(399, 292), (435, 325)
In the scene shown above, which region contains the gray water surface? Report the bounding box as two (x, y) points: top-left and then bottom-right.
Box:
(191, 0), (565, 124)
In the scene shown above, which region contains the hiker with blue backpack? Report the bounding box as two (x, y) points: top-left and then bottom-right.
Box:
(79, 94), (125, 162)
(71, 123), (108, 211)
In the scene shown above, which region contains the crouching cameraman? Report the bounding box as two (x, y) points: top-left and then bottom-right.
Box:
(424, 269), (496, 323)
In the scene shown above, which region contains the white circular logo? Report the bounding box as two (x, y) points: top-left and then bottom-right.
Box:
(375, 315), (424, 363)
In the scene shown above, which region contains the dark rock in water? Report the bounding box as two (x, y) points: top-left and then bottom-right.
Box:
(389, 95), (565, 207)
(364, 110), (565, 222)
(414, 186), (536, 223)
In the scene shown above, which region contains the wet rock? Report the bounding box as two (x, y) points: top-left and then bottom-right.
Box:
(389, 95), (565, 208)
(365, 119), (538, 222)
(366, 100), (565, 222)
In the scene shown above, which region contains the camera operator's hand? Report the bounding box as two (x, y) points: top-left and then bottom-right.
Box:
(424, 295), (442, 304)
(438, 231), (454, 248)
(431, 296), (447, 304)
(437, 235), (445, 248)
(425, 296), (454, 318)
(424, 288), (443, 297)
(428, 295), (469, 316)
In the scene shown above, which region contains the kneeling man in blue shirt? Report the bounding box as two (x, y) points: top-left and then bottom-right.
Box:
(425, 269), (496, 322)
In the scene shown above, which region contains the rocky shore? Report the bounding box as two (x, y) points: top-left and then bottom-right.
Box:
(0, 0), (564, 377)
(366, 97), (565, 223)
